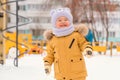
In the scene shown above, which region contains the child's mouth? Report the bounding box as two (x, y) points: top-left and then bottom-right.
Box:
(60, 24), (67, 27)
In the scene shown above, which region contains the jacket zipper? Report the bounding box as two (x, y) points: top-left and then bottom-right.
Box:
(69, 38), (75, 48)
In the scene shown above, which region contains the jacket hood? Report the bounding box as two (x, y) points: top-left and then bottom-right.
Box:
(43, 29), (54, 41)
(74, 24), (89, 36)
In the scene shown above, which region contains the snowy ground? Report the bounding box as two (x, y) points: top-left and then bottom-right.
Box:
(1, 50), (120, 80)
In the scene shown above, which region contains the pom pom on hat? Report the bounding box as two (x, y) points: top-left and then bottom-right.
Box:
(50, 8), (73, 26)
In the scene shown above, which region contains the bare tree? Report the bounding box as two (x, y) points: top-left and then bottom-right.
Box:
(45, 0), (119, 43)
(30, 26), (41, 40)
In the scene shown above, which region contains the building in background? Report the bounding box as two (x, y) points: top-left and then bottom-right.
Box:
(7, 0), (50, 40)
(7, 0), (64, 40)
(93, 0), (120, 42)
(7, 0), (120, 41)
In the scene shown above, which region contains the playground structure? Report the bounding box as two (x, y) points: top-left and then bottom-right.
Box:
(92, 41), (120, 56)
(28, 40), (44, 55)
(4, 31), (44, 58)
(0, 0), (44, 66)
(116, 42), (120, 52)
(0, 0), (6, 64)
(92, 42), (107, 53)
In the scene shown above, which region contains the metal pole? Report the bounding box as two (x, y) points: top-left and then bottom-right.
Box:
(15, 0), (19, 67)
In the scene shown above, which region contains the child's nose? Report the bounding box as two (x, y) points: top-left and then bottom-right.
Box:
(61, 21), (65, 23)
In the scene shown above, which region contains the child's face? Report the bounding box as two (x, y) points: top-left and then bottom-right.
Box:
(55, 16), (70, 28)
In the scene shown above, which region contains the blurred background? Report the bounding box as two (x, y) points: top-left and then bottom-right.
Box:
(1, 0), (120, 41)
(0, 0), (120, 64)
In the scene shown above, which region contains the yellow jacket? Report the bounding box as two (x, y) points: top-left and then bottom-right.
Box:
(44, 30), (91, 80)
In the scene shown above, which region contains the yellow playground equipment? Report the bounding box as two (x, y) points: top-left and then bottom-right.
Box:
(92, 42), (107, 52)
(4, 32), (44, 58)
(4, 32), (31, 58)
(92, 42), (115, 56)
(28, 40), (44, 55)
(0, 0), (7, 64)
(116, 42), (120, 52)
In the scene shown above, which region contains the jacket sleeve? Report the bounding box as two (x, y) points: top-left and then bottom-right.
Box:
(77, 33), (92, 52)
(43, 41), (54, 65)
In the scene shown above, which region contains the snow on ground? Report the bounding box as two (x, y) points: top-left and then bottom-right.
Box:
(1, 50), (120, 80)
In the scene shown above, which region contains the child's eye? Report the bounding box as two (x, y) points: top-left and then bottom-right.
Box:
(65, 19), (67, 21)
(58, 20), (62, 22)
(64, 19), (68, 21)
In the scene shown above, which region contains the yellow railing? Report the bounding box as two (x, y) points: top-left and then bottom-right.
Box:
(116, 42), (120, 52)
(92, 42), (107, 52)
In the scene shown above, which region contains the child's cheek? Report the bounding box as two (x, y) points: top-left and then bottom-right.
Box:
(56, 22), (60, 27)
(66, 22), (70, 26)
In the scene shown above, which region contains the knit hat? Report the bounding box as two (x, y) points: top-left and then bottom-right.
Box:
(50, 8), (73, 26)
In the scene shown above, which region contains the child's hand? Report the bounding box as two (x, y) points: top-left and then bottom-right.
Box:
(44, 61), (51, 75)
(83, 48), (93, 58)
